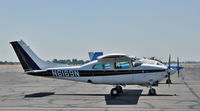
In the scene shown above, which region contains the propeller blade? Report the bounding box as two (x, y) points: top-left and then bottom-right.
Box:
(166, 54), (172, 85)
(168, 54), (171, 80)
(181, 71), (184, 80)
(167, 72), (170, 87)
(177, 57), (180, 78)
(168, 54), (171, 69)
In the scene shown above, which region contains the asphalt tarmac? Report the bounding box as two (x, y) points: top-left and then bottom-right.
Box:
(0, 64), (200, 111)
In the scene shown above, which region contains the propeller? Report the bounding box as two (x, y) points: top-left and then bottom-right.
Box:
(177, 57), (180, 78)
(181, 70), (184, 80)
(166, 55), (183, 85)
(167, 54), (172, 84)
(177, 57), (185, 80)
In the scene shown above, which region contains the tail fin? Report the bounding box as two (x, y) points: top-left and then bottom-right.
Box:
(88, 52), (103, 61)
(10, 40), (67, 71)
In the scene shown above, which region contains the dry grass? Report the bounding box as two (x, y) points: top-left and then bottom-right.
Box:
(0, 64), (22, 68)
(180, 63), (200, 67)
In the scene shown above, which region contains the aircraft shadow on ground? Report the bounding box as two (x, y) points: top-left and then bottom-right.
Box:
(24, 90), (143, 105)
(24, 92), (55, 98)
(24, 89), (176, 105)
(104, 89), (143, 105)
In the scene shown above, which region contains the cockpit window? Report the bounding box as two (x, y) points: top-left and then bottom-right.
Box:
(93, 63), (110, 70)
(115, 61), (130, 69)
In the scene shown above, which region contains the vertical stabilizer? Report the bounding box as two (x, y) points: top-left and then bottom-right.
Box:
(88, 52), (103, 61)
(10, 40), (67, 71)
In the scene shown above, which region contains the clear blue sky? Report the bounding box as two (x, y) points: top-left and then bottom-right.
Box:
(0, 0), (200, 62)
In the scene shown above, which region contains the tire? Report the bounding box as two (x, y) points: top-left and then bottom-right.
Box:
(166, 79), (172, 84)
(116, 86), (123, 93)
(111, 88), (119, 96)
(148, 88), (156, 95)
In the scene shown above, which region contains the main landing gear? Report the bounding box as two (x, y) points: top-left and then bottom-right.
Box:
(148, 88), (156, 95)
(148, 81), (157, 95)
(110, 85), (123, 96)
(110, 84), (157, 96)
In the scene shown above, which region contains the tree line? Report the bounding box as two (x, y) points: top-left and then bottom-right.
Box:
(0, 59), (90, 65)
(51, 59), (90, 65)
(0, 61), (19, 65)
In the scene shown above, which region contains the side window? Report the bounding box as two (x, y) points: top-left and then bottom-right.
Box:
(104, 63), (110, 69)
(93, 63), (111, 70)
(93, 64), (104, 70)
(115, 61), (130, 69)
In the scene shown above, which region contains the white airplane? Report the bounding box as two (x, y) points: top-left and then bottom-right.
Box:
(10, 40), (183, 96)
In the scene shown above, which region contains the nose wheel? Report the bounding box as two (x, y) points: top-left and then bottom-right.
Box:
(148, 81), (157, 95)
(110, 85), (123, 96)
(166, 79), (172, 84)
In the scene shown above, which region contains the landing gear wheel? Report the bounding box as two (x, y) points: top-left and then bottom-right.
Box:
(116, 86), (123, 93)
(166, 79), (172, 84)
(148, 88), (157, 95)
(111, 88), (119, 96)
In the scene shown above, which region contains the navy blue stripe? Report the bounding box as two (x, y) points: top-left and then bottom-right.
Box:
(27, 69), (166, 77)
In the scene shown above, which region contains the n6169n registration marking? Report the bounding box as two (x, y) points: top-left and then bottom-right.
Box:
(52, 70), (80, 77)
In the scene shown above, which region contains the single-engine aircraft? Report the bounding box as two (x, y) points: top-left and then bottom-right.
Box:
(10, 40), (184, 96)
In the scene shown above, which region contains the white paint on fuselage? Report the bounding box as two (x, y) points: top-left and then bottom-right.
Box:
(51, 71), (167, 85)
(46, 60), (172, 86)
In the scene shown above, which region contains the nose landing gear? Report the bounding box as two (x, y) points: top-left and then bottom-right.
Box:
(148, 80), (157, 95)
(166, 79), (172, 84)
